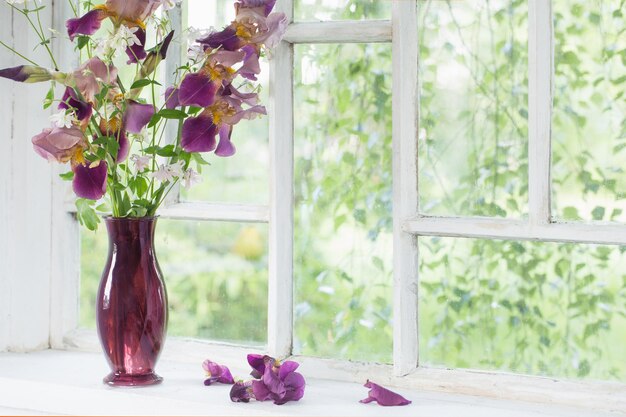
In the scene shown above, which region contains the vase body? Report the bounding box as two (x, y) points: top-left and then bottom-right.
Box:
(97, 217), (168, 386)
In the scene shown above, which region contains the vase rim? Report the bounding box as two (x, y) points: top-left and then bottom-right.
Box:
(104, 215), (159, 221)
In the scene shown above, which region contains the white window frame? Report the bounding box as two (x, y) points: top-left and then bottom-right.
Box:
(15, 0), (620, 413)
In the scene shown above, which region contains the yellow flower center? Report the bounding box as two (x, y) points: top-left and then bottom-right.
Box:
(207, 100), (236, 125)
(235, 23), (253, 40)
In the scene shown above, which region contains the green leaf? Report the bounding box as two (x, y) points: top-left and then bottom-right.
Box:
(130, 79), (162, 90)
(563, 206), (581, 220)
(76, 36), (90, 50)
(43, 85), (54, 109)
(75, 198), (100, 231)
(192, 153), (210, 166)
(155, 144), (177, 157)
(158, 109), (188, 120)
(147, 113), (162, 128)
(591, 206), (605, 221)
(59, 171), (74, 181)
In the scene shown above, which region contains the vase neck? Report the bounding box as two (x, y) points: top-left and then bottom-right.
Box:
(105, 217), (157, 248)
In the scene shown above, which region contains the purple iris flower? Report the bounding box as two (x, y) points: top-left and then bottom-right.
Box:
(72, 161), (108, 200)
(178, 72), (217, 108)
(31, 126), (86, 164)
(123, 100), (155, 134)
(59, 87), (92, 123)
(359, 380), (411, 407)
(66, 9), (107, 41)
(247, 355), (306, 405)
(126, 27), (147, 64)
(202, 359), (235, 386)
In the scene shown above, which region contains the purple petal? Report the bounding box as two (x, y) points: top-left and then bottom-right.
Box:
(251, 380), (273, 402)
(72, 161), (108, 200)
(73, 57), (118, 103)
(238, 45), (261, 81)
(202, 359), (235, 385)
(66, 9), (107, 41)
(32, 127), (84, 163)
(276, 371), (305, 404)
(0, 66), (29, 82)
(210, 50), (245, 67)
(126, 27), (147, 64)
(360, 380), (411, 407)
(141, 30), (175, 77)
(230, 381), (254, 403)
(247, 354), (266, 379)
(261, 362), (286, 400)
(237, 0), (276, 16)
(106, 0), (161, 21)
(59, 88), (92, 122)
(123, 100), (155, 134)
(181, 114), (218, 152)
(116, 131), (129, 163)
(204, 376), (218, 386)
(278, 361), (299, 380)
(178, 72), (216, 108)
(218, 366), (235, 384)
(156, 30), (175, 60)
(215, 125), (236, 157)
(223, 83), (260, 105)
(164, 87), (179, 109)
(0, 65), (52, 83)
(262, 12), (288, 49)
(197, 27), (241, 51)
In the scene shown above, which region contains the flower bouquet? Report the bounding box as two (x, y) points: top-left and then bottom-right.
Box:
(0, 0), (286, 385)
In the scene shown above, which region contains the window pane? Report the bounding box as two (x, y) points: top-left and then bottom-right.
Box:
(293, 43), (393, 363)
(181, 0), (269, 205)
(296, 0), (391, 21)
(418, 0), (528, 218)
(81, 220), (268, 345)
(419, 237), (626, 381)
(552, 0), (626, 222)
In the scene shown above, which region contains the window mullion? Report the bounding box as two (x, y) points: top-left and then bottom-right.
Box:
(268, 0), (294, 359)
(528, 0), (553, 226)
(162, 4), (184, 206)
(392, 0), (419, 376)
(284, 20), (391, 44)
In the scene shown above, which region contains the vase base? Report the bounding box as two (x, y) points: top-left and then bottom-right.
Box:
(103, 371), (163, 387)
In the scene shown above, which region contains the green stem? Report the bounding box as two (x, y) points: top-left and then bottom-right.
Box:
(0, 40), (40, 66)
(34, 7), (58, 70)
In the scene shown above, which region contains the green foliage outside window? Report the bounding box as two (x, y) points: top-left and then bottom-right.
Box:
(82, 0), (626, 382)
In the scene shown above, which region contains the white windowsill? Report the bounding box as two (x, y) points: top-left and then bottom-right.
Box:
(0, 350), (623, 417)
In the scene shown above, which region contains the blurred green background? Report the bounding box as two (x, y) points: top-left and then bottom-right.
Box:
(81, 0), (626, 382)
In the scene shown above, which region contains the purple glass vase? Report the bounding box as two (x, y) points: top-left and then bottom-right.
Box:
(97, 217), (168, 386)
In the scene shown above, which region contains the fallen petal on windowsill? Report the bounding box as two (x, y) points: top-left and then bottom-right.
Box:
(360, 380), (412, 406)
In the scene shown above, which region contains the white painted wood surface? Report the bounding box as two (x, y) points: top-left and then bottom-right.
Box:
(162, 4), (184, 206)
(284, 20), (391, 44)
(404, 215), (626, 245)
(0, 5), (54, 352)
(528, 0), (553, 226)
(158, 201), (269, 223)
(0, 349), (623, 416)
(49, 0), (80, 349)
(392, 0), (419, 377)
(267, 0), (295, 360)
